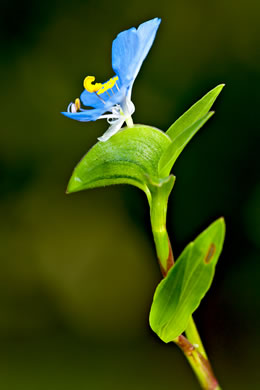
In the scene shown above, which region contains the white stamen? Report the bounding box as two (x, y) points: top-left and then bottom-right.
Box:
(67, 102), (73, 112)
(70, 103), (77, 113)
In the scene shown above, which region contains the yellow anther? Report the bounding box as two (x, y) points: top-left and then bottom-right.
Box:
(97, 76), (119, 95)
(75, 98), (81, 111)
(84, 76), (102, 93)
(70, 98), (81, 113)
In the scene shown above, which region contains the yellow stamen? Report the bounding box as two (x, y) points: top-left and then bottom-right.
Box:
(84, 76), (102, 93)
(97, 76), (119, 95)
(75, 98), (81, 111)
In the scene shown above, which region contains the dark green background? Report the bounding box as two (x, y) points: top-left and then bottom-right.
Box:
(0, 0), (259, 388)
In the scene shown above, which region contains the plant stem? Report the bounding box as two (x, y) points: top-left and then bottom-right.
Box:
(149, 176), (175, 275)
(185, 316), (208, 359)
(174, 335), (221, 390)
(152, 225), (221, 389)
(148, 181), (221, 388)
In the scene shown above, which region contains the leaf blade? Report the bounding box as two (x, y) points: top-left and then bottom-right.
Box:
(158, 111), (214, 177)
(166, 84), (224, 141)
(149, 218), (225, 343)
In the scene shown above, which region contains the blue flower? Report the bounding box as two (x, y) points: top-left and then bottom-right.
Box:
(62, 18), (161, 142)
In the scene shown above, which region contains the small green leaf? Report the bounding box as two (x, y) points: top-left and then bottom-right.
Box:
(158, 112), (214, 177)
(149, 218), (225, 343)
(67, 125), (171, 196)
(166, 84), (224, 141)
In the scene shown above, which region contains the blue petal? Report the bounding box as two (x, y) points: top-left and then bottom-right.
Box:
(61, 107), (104, 122)
(112, 18), (161, 88)
(80, 88), (107, 109)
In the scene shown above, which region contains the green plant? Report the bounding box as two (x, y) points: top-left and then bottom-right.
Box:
(63, 19), (225, 389)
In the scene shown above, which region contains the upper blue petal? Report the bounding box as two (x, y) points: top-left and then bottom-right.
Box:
(112, 18), (161, 88)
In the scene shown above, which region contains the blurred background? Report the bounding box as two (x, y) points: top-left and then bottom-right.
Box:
(0, 0), (259, 388)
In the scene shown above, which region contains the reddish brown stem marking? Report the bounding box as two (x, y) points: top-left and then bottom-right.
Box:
(175, 336), (219, 390)
(177, 335), (195, 355)
(160, 236), (174, 277)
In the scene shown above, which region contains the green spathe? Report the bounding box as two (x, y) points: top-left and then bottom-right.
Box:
(149, 218), (226, 343)
(67, 125), (171, 198)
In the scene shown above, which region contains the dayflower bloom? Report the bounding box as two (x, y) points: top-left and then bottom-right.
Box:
(62, 18), (161, 142)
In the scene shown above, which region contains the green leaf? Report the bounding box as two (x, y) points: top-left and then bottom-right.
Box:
(158, 112), (214, 177)
(166, 84), (224, 141)
(149, 218), (225, 343)
(67, 125), (171, 196)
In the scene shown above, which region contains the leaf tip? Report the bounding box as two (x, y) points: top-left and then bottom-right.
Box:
(219, 216), (226, 232)
(217, 216), (226, 228)
(212, 217), (226, 244)
(215, 83), (225, 91)
(210, 84), (225, 99)
(66, 175), (83, 194)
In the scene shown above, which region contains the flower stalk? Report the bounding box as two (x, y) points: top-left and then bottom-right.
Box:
(125, 116), (134, 128)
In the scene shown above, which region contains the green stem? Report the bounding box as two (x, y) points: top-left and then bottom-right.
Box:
(185, 316), (208, 359)
(149, 186), (221, 389)
(174, 335), (221, 390)
(149, 176), (175, 275)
